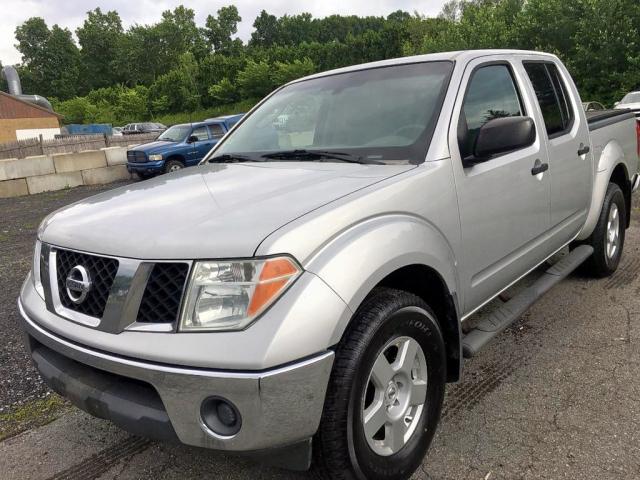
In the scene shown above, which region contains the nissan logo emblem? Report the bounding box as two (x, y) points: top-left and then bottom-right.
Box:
(65, 265), (92, 304)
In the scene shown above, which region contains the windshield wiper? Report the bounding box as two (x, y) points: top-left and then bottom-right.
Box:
(208, 153), (259, 163)
(261, 149), (382, 164)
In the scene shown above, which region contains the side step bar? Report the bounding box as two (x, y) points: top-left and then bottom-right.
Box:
(462, 245), (593, 358)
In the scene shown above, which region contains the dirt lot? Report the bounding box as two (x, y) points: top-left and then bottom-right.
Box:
(1, 181), (640, 479)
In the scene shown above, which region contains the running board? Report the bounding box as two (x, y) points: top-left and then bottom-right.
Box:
(462, 245), (593, 358)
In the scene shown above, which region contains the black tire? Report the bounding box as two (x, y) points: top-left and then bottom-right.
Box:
(582, 182), (626, 277)
(164, 159), (184, 174)
(313, 288), (446, 480)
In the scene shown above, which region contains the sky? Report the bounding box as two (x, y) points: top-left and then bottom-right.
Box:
(1, 0), (448, 65)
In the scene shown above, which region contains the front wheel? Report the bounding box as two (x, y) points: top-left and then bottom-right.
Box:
(313, 288), (446, 480)
(582, 182), (626, 277)
(165, 159), (184, 174)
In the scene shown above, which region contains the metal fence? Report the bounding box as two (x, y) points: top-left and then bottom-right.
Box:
(0, 133), (159, 160)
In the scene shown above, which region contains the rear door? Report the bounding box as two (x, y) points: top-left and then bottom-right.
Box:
(522, 60), (592, 244)
(450, 57), (552, 314)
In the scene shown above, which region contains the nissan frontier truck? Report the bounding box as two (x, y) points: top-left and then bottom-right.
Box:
(19, 50), (640, 479)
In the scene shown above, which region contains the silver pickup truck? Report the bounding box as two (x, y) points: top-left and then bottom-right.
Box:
(19, 50), (640, 479)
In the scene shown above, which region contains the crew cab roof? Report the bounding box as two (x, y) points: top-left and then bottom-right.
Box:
(291, 49), (559, 85)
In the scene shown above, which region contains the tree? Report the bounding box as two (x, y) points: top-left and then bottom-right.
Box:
(236, 60), (275, 98)
(15, 18), (80, 99)
(149, 52), (201, 114)
(272, 58), (315, 86)
(250, 11), (279, 47)
(205, 5), (242, 53)
(76, 8), (125, 92)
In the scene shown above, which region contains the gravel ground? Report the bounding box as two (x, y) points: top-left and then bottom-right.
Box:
(1, 181), (639, 479)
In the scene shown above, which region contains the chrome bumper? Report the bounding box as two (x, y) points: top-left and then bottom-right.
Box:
(18, 299), (334, 454)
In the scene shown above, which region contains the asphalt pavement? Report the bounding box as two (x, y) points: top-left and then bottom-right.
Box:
(1, 181), (639, 479)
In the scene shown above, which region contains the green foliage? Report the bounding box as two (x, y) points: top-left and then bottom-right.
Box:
(11, 1), (640, 124)
(76, 8), (125, 92)
(149, 52), (200, 114)
(206, 5), (242, 53)
(15, 18), (80, 99)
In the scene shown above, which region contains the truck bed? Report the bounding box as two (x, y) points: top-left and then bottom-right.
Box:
(587, 109), (636, 131)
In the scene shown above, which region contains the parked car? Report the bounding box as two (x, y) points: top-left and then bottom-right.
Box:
(19, 50), (640, 480)
(615, 91), (640, 118)
(126, 118), (237, 178)
(582, 101), (605, 111)
(122, 122), (166, 135)
(111, 127), (123, 137)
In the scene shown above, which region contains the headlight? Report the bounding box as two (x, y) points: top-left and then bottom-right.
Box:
(32, 240), (45, 299)
(179, 256), (301, 331)
(148, 154), (163, 161)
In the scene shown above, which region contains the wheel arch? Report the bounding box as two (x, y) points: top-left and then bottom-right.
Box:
(578, 141), (632, 241)
(610, 162), (631, 228)
(306, 215), (463, 383)
(165, 154), (185, 164)
(375, 264), (462, 383)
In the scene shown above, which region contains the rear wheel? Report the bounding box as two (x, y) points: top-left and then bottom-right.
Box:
(165, 159), (184, 174)
(313, 288), (446, 480)
(582, 182), (626, 277)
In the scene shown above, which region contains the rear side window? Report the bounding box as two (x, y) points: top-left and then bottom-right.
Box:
(458, 64), (523, 159)
(524, 62), (574, 136)
(209, 124), (225, 137)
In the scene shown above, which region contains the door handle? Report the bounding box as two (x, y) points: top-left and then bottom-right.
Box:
(531, 161), (549, 176)
(577, 144), (590, 156)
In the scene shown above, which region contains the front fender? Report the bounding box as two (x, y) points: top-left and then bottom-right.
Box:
(305, 214), (459, 345)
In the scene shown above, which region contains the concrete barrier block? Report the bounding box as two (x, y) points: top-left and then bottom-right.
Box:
(26, 172), (83, 194)
(53, 150), (107, 173)
(0, 155), (55, 181)
(82, 165), (131, 185)
(0, 178), (29, 198)
(102, 147), (128, 166)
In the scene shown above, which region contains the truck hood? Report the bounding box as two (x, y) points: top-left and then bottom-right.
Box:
(129, 140), (177, 154)
(40, 162), (414, 259)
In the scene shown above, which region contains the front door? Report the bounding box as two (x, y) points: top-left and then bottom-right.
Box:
(189, 126), (213, 165)
(449, 58), (552, 314)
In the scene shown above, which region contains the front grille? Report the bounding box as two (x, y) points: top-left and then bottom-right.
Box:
(127, 151), (147, 163)
(136, 263), (189, 323)
(56, 249), (119, 318)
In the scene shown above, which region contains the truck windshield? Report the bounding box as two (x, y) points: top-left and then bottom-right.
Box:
(158, 125), (191, 142)
(214, 61), (454, 164)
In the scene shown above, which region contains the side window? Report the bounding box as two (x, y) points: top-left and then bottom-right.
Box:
(458, 64), (523, 159)
(524, 62), (574, 136)
(208, 124), (225, 138)
(191, 126), (209, 141)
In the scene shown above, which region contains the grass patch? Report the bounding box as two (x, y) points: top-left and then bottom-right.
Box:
(0, 395), (69, 441)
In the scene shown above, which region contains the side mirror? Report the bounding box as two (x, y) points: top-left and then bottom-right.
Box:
(472, 116), (536, 161)
(614, 101), (620, 107)
(187, 135), (199, 144)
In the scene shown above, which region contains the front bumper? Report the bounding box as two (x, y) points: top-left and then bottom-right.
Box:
(19, 299), (333, 456)
(127, 160), (164, 174)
